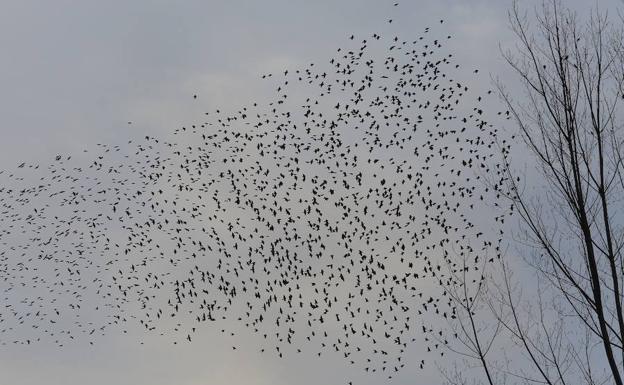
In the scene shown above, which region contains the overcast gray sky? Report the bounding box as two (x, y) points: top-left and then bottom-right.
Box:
(0, 1), (621, 385)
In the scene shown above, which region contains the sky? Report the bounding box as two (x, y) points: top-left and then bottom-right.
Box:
(0, 1), (621, 385)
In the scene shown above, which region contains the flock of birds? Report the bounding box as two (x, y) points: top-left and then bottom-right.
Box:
(0, 6), (514, 383)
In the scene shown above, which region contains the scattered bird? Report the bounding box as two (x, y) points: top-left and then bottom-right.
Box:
(0, 11), (513, 383)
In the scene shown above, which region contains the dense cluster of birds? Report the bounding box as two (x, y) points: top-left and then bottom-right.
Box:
(0, 7), (514, 383)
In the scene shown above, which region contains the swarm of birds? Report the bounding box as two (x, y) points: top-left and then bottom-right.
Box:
(0, 5), (514, 383)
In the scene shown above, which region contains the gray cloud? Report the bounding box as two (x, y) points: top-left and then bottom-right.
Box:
(0, 1), (621, 384)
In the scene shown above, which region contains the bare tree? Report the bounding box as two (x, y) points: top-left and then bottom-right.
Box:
(446, 1), (624, 384)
